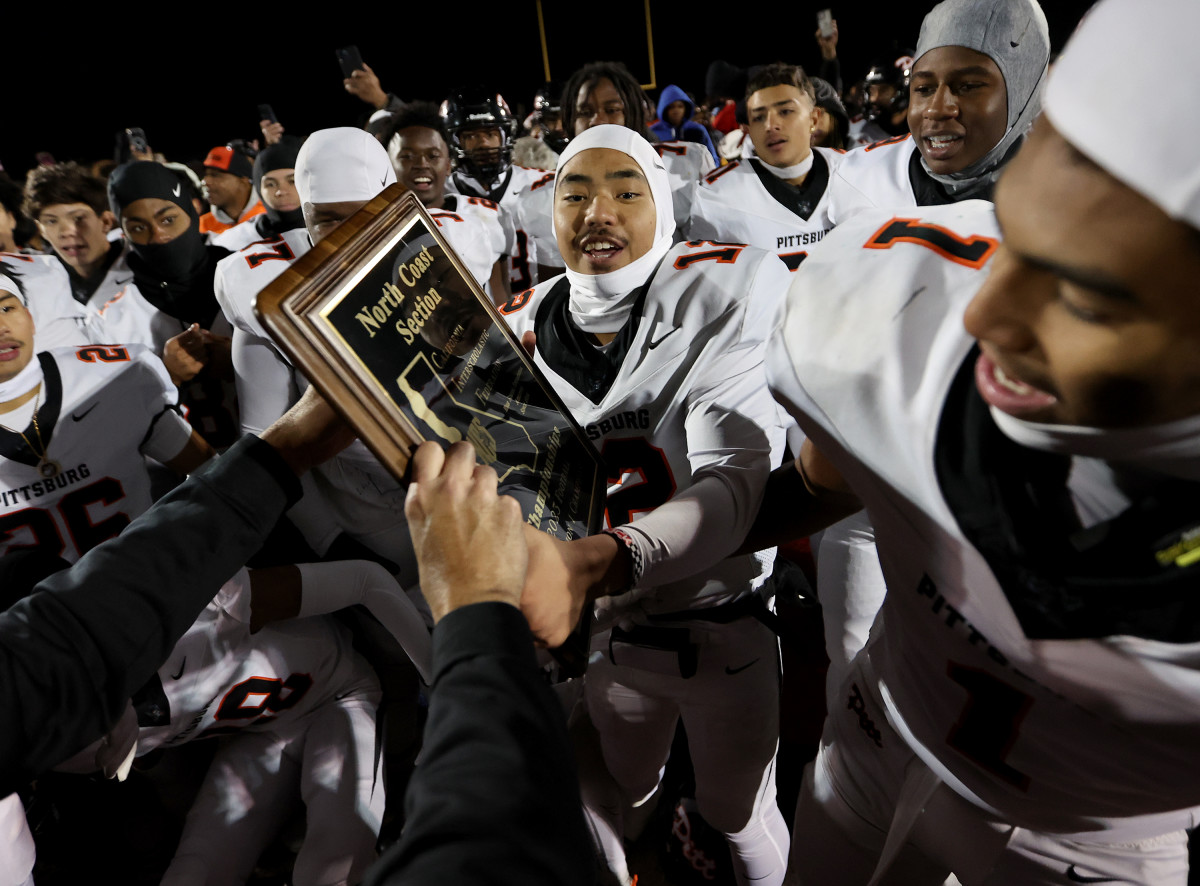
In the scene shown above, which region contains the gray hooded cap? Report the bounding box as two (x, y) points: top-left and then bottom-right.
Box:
(914, 0), (1050, 195)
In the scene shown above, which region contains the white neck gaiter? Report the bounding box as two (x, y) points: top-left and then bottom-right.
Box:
(759, 151), (813, 182)
(0, 356), (43, 407)
(991, 407), (1200, 481)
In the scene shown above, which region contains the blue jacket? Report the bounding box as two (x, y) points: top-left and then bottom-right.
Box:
(650, 84), (718, 163)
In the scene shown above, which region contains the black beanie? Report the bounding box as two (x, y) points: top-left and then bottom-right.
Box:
(107, 161), (198, 221)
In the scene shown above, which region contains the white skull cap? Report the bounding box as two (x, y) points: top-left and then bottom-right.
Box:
(296, 128), (396, 205)
(555, 124), (675, 242)
(1044, 0), (1200, 229)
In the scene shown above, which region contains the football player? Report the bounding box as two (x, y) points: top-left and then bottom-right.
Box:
(46, 557), (432, 885)
(829, 0), (1050, 221)
(0, 269), (213, 563)
(212, 136), (307, 253)
(513, 81), (568, 169)
(441, 87), (546, 204)
(754, 1), (1200, 882)
(103, 160), (241, 448)
(440, 87), (557, 291)
(198, 143), (265, 236)
(22, 162), (134, 309)
(813, 0), (1052, 706)
(0, 253), (94, 351)
(217, 128), (450, 580)
(503, 125), (792, 886)
(686, 63), (842, 274)
(561, 61), (716, 227)
(851, 50), (914, 145)
(381, 102), (514, 300)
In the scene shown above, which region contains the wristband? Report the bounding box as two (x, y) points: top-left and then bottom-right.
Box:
(604, 527), (644, 591)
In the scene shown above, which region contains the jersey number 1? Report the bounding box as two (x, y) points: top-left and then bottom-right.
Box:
(864, 219), (998, 269)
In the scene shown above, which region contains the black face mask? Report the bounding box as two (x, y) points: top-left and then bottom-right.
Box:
(126, 233), (224, 328)
(254, 137), (305, 233)
(130, 227), (209, 283)
(263, 205), (305, 231)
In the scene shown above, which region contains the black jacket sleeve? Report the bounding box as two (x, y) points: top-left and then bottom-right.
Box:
(366, 602), (595, 886)
(0, 435), (300, 794)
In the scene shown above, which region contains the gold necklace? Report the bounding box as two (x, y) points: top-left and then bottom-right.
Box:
(0, 388), (61, 479)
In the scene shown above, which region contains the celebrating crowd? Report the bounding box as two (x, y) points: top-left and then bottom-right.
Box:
(3, 1), (1200, 885)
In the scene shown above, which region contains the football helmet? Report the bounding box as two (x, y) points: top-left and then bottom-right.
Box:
(439, 87), (518, 187)
(532, 82), (568, 154)
(862, 51), (914, 123)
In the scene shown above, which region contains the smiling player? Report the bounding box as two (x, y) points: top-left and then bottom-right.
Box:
(502, 124), (793, 886)
(755, 1), (1200, 882)
(686, 63), (842, 273)
(827, 0), (1050, 222)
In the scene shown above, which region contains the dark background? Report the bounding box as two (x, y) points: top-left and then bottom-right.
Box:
(4, 1), (1095, 179)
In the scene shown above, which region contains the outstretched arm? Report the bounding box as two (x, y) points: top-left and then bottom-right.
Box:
(366, 441), (592, 886)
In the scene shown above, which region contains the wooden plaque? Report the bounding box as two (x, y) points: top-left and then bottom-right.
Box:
(255, 184), (605, 544)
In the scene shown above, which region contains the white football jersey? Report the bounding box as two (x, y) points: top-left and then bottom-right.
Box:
(827, 134), (937, 225)
(214, 228), (313, 341)
(449, 165), (557, 290)
(210, 215), (293, 254)
(845, 116), (893, 150)
(0, 345), (193, 562)
(1, 253), (91, 351)
(500, 240), (788, 614)
(91, 280), (184, 352)
(447, 163), (550, 205)
(55, 241), (135, 313)
(654, 140), (716, 228)
(685, 149), (842, 272)
(508, 171), (563, 275)
(93, 276), (241, 448)
(430, 194), (509, 289)
(214, 228), (413, 567)
(767, 201), (1200, 835)
(137, 568), (377, 751)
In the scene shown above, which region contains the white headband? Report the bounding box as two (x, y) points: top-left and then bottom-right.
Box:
(0, 273), (24, 305)
(296, 128), (396, 206)
(1044, 0), (1200, 230)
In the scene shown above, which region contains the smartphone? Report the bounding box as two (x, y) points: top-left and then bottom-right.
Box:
(817, 8), (835, 37)
(336, 46), (365, 79)
(257, 103), (278, 124)
(125, 128), (149, 155)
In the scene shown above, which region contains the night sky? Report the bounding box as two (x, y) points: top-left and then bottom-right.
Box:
(5, 1), (1095, 179)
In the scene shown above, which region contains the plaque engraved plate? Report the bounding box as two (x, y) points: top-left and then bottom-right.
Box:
(255, 185), (605, 544)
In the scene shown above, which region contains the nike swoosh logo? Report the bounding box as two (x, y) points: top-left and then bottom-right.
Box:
(72, 404), (97, 422)
(172, 183), (181, 198)
(169, 658), (186, 681)
(725, 659), (759, 675)
(648, 328), (679, 349)
(1066, 866), (1117, 883)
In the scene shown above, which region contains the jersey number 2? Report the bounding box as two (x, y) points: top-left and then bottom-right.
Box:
(601, 437), (676, 528)
(0, 477), (129, 557)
